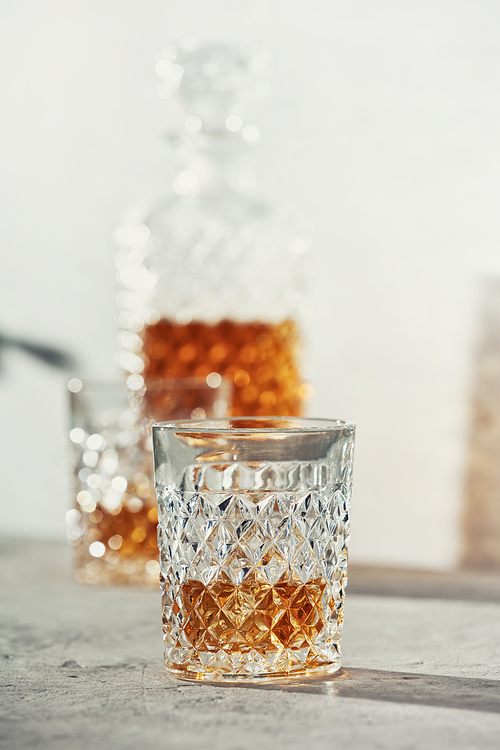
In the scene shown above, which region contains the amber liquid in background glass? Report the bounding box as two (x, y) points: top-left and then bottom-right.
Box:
(142, 318), (303, 417)
(74, 465), (160, 585)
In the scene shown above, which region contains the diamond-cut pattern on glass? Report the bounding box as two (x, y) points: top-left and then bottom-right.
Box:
(157, 467), (350, 679)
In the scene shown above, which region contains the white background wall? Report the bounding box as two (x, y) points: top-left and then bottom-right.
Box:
(2, 0), (500, 569)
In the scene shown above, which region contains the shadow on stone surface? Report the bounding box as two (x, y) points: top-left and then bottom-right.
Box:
(233, 667), (500, 713)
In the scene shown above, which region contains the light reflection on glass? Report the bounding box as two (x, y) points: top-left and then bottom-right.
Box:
(89, 541), (106, 558)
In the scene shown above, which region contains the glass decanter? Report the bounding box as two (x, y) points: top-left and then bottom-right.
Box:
(115, 41), (310, 417)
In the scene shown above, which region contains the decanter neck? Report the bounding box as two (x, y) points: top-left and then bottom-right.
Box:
(169, 130), (257, 196)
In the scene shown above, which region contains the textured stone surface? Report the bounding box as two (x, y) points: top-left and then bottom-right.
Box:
(2, 538), (500, 749)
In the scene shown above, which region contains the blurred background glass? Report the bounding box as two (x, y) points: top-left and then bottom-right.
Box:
(67, 376), (230, 585)
(2, 0), (500, 571)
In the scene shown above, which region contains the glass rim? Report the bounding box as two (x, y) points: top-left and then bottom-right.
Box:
(153, 417), (355, 434)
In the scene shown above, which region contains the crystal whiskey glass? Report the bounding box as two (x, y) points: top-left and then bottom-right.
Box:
(153, 417), (355, 681)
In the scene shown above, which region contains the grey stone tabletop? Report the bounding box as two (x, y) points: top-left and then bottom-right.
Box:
(2, 538), (500, 750)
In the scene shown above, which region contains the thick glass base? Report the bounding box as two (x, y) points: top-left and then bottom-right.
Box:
(164, 657), (342, 684)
